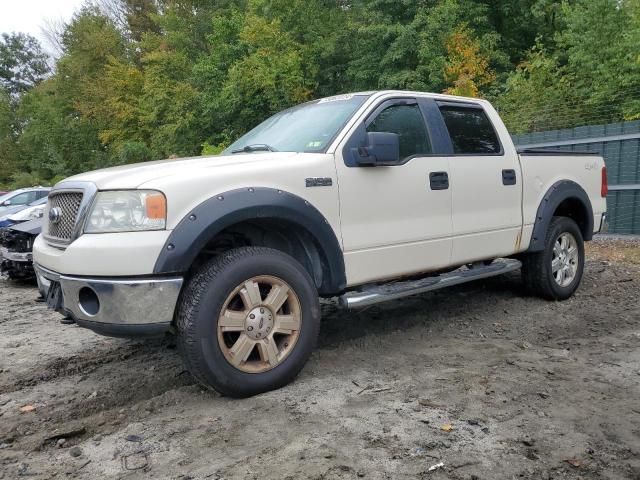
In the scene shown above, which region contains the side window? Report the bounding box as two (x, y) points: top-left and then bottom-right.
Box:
(367, 104), (432, 160)
(439, 106), (501, 154)
(36, 190), (49, 200)
(8, 192), (34, 205)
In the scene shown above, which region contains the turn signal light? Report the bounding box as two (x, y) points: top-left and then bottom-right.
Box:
(146, 192), (167, 219)
(601, 166), (608, 198)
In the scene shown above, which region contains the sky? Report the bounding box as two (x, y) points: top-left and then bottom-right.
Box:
(0, 0), (85, 53)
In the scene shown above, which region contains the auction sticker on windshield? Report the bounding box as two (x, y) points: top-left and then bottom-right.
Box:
(318, 94), (354, 104)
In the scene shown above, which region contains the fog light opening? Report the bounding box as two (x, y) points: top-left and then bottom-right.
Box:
(78, 287), (100, 317)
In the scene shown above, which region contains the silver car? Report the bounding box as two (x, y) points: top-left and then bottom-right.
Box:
(0, 187), (51, 216)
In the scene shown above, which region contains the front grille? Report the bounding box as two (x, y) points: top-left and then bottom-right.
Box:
(47, 192), (84, 241)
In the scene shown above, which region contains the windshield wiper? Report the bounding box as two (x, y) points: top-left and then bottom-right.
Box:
(231, 144), (277, 154)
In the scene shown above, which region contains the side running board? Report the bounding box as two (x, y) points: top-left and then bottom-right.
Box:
(339, 259), (522, 309)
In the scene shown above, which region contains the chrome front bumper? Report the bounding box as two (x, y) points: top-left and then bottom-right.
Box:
(34, 264), (183, 337)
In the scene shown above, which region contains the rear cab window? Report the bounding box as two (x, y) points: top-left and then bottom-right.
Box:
(438, 104), (502, 155)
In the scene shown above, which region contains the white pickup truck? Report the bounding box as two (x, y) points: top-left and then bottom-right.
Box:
(33, 90), (608, 397)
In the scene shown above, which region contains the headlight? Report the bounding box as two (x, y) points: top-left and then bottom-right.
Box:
(9, 204), (45, 221)
(85, 190), (167, 233)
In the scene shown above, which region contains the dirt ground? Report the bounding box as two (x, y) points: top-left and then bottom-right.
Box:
(1, 237), (639, 480)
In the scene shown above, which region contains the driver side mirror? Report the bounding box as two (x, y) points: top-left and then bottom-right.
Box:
(1, 200), (11, 206)
(355, 132), (400, 166)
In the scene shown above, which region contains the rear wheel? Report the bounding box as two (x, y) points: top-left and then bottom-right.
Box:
(176, 247), (320, 397)
(521, 216), (585, 300)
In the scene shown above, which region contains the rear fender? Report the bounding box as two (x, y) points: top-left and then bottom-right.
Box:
(528, 180), (594, 252)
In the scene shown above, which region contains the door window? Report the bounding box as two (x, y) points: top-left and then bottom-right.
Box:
(439, 106), (501, 154)
(7, 191), (35, 205)
(367, 104), (432, 160)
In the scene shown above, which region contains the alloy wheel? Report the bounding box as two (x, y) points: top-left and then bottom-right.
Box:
(217, 275), (302, 373)
(552, 232), (579, 287)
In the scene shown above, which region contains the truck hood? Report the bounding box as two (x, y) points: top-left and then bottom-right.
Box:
(60, 152), (299, 190)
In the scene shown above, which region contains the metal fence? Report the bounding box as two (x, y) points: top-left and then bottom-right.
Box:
(512, 120), (640, 234)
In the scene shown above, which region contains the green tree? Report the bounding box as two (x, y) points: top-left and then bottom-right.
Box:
(557, 0), (640, 120)
(3, 0), (638, 187)
(481, 0), (568, 63)
(0, 33), (49, 96)
(0, 34), (49, 186)
(13, 8), (125, 181)
(217, 14), (312, 136)
(495, 47), (579, 133)
(0, 87), (17, 184)
(17, 77), (106, 180)
(341, 0), (506, 93)
(139, 40), (202, 158)
(495, 0), (640, 131)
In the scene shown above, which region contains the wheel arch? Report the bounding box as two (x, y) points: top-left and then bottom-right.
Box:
(154, 188), (346, 295)
(527, 180), (594, 252)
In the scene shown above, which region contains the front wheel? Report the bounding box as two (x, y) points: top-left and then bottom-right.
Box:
(176, 247), (320, 397)
(521, 216), (585, 300)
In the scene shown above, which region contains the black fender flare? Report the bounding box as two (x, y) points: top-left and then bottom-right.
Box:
(153, 187), (346, 294)
(527, 180), (594, 252)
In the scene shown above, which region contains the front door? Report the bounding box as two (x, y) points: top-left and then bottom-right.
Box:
(334, 98), (453, 286)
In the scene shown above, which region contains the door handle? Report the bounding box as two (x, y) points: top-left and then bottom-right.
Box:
(429, 171), (449, 190)
(502, 169), (517, 186)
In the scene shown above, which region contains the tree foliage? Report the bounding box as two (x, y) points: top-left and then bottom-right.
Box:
(0, 32), (50, 96)
(443, 26), (495, 97)
(496, 0), (640, 132)
(0, 0), (638, 187)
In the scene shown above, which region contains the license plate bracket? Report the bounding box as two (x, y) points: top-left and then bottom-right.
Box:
(46, 281), (63, 311)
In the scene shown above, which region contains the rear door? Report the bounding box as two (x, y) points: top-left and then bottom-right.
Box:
(436, 101), (522, 264)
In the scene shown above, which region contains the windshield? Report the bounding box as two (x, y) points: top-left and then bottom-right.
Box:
(224, 94), (369, 155)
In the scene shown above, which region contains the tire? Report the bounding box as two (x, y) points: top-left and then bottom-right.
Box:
(176, 247), (321, 397)
(521, 216), (585, 300)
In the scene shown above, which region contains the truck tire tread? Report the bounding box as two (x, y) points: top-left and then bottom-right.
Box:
(175, 246), (320, 397)
(521, 216), (585, 301)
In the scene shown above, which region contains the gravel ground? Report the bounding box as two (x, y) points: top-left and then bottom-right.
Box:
(1, 238), (639, 480)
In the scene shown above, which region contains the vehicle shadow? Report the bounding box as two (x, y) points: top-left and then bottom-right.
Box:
(317, 272), (525, 349)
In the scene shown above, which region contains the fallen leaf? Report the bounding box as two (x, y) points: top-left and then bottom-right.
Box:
(440, 424), (454, 432)
(19, 405), (36, 413)
(564, 458), (582, 468)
